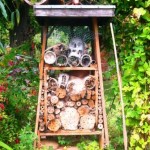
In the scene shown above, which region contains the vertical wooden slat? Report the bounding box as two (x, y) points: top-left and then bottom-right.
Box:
(92, 17), (109, 147)
(39, 26), (48, 80)
(34, 79), (43, 148)
(99, 129), (104, 149)
(34, 26), (48, 148)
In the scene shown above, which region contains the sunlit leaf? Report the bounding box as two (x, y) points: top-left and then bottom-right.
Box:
(15, 9), (20, 25)
(0, 1), (7, 19)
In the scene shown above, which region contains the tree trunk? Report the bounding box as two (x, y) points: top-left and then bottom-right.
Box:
(9, 3), (33, 47)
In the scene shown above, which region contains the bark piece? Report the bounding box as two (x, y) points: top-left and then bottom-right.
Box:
(88, 100), (95, 108)
(56, 88), (66, 99)
(80, 114), (96, 130)
(48, 119), (61, 132)
(47, 106), (55, 114)
(77, 105), (90, 116)
(51, 96), (59, 104)
(60, 107), (79, 130)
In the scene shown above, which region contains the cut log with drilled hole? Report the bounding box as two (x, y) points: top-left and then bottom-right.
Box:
(97, 123), (103, 130)
(51, 96), (59, 104)
(98, 118), (103, 124)
(47, 106), (55, 114)
(40, 106), (45, 112)
(77, 105), (90, 116)
(88, 100), (95, 108)
(98, 115), (103, 119)
(60, 107), (79, 130)
(56, 88), (66, 99)
(48, 119), (61, 132)
(76, 101), (81, 107)
(56, 101), (64, 109)
(81, 99), (88, 105)
(80, 114), (96, 130)
(47, 114), (55, 121)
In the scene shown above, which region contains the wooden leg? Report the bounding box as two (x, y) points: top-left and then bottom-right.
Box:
(99, 129), (104, 150)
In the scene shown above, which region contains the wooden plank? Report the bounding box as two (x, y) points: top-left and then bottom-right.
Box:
(44, 64), (97, 71)
(34, 5), (115, 17)
(99, 129), (104, 149)
(40, 26), (48, 80)
(92, 18), (109, 147)
(40, 130), (102, 136)
(34, 80), (43, 148)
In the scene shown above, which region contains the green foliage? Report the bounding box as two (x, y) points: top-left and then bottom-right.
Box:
(107, 0), (150, 149)
(0, 41), (39, 148)
(13, 125), (37, 150)
(77, 140), (100, 150)
(0, 141), (13, 150)
(0, 0), (7, 19)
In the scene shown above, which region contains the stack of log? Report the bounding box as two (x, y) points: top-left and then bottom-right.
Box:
(39, 83), (46, 132)
(38, 74), (105, 132)
(44, 41), (93, 67)
(38, 73), (99, 132)
(97, 78), (103, 130)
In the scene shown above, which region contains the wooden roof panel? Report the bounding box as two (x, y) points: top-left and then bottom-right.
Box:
(33, 5), (116, 25)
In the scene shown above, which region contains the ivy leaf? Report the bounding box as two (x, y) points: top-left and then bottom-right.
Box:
(133, 8), (146, 19)
(146, 68), (150, 76)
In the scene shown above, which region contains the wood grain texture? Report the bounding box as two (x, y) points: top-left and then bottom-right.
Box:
(92, 18), (109, 147)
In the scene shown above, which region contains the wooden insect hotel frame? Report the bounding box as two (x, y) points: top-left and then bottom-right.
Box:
(32, 4), (115, 149)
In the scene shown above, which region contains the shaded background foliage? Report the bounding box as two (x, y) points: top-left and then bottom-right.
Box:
(0, 0), (150, 149)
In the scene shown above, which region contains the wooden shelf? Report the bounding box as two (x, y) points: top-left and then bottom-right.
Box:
(44, 64), (98, 71)
(39, 129), (102, 136)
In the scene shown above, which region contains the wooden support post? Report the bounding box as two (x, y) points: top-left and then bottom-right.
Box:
(99, 129), (104, 149)
(34, 80), (43, 148)
(40, 26), (48, 80)
(92, 17), (109, 147)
